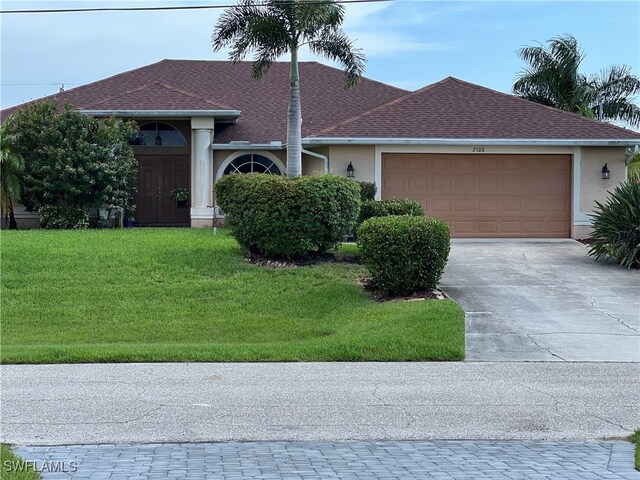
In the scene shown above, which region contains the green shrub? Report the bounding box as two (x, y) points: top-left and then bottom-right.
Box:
(358, 182), (377, 201)
(215, 173), (360, 259)
(588, 179), (640, 268)
(359, 199), (424, 225)
(39, 205), (89, 229)
(357, 215), (450, 296)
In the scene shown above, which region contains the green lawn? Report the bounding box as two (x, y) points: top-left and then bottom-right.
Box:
(1, 229), (464, 363)
(1, 445), (40, 480)
(631, 429), (640, 471)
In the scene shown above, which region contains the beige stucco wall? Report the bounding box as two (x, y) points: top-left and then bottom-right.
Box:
(573, 146), (628, 238)
(327, 145), (376, 182)
(579, 147), (627, 212)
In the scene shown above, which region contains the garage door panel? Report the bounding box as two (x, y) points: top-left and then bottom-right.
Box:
(501, 199), (523, 212)
(500, 176), (523, 193)
(478, 199), (499, 212)
(454, 176), (474, 193)
(431, 198), (453, 213)
(454, 199), (474, 212)
(382, 153), (571, 238)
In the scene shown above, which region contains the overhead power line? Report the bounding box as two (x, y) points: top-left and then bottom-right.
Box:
(1, 0), (392, 14)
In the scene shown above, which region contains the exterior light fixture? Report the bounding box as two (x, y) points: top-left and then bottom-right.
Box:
(346, 161), (355, 178)
(602, 163), (610, 180)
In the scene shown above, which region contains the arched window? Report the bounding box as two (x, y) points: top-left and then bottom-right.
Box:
(223, 154), (282, 175)
(130, 122), (187, 146)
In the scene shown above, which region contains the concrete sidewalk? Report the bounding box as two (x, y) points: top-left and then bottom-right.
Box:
(13, 440), (640, 480)
(2, 362), (638, 445)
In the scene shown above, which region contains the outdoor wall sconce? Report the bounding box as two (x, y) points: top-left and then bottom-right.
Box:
(602, 163), (610, 180)
(346, 161), (355, 178)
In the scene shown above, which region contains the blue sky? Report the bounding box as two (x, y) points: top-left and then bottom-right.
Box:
(1, 0), (639, 109)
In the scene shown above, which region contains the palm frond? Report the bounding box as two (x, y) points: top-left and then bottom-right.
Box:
(309, 30), (365, 89)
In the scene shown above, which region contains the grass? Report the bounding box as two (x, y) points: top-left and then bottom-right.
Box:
(1, 445), (40, 480)
(631, 429), (640, 471)
(0, 228), (464, 363)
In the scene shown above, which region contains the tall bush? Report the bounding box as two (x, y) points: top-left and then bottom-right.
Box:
(215, 173), (360, 259)
(5, 101), (139, 216)
(357, 215), (450, 296)
(588, 178), (640, 268)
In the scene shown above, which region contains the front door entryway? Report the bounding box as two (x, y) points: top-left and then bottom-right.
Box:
(135, 155), (190, 226)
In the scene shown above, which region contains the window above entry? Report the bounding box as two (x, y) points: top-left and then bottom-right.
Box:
(223, 154), (282, 175)
(130, 122), (188, 146)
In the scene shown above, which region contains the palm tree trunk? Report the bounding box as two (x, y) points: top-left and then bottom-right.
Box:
(287, 47), (303, 177)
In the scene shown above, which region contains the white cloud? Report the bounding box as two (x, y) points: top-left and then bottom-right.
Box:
(350, 32), (453, 56)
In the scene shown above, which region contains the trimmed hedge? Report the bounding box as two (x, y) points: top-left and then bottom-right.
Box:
(357, 215), (450, 296)
(359, 198), (423, 225)
(588, 178), (640, 268)
(39, 205), (89, 229)
(215, 173), (360, 259)
(358, 182), (377, 202)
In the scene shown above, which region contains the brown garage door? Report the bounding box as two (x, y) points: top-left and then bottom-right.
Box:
(382, 153), (571, 238)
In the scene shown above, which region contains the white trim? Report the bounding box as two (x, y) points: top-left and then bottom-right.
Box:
(374, 145), (382, 200)
(82, 109), (240, 121)
(190, 206), (214, 220)
(572, 147), (582, 230)
(212, 143), (285, 150)
(215, 150), (286, 180)
(303, 137), (640, 146)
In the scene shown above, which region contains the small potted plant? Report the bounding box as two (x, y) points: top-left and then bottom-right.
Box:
(123, 204), (136, 228)
(171, 187), (189, 208)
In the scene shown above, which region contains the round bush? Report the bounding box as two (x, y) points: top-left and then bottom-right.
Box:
(39, 205), (89, 229)
(358, 199), (423, 226)
(357, 215), (451, 296)
(215, 173), (360, 259)
(588, 178), (640, 268)
(357, 182), (377, 202)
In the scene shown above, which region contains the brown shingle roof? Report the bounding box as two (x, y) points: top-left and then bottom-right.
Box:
(311, 77), (640, 140)
(3, 63), (639, 142)
(0, 59), (408, 143)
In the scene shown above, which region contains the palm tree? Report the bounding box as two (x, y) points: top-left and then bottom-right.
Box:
(212, 0), (365, 177)
(0, 122), (25, 229)
(513, 34), (640, 127)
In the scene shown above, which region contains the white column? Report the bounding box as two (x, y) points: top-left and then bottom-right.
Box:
(190, 117), (215, 227)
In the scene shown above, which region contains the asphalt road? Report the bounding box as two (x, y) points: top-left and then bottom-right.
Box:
(1, 362), (638, 445)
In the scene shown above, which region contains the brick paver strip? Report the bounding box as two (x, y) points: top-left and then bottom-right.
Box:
(14, 440), (639, 480)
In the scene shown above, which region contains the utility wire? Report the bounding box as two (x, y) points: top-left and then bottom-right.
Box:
(1, 0), (392, 14)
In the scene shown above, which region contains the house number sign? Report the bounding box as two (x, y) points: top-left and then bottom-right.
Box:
(472, 147), (486, 153)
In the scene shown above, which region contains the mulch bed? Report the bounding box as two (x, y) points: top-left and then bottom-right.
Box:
(358, 277), (447, 302)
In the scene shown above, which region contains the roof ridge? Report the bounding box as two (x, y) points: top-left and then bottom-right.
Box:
(446, 76), (640, 136)
(161, 58), (410, 94)
(309, 77), (456, 137)
(309, 89), (417, 137)
(83, 81), (163, 109)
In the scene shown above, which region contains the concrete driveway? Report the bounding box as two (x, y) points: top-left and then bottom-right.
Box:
(440, 240), (640, 362)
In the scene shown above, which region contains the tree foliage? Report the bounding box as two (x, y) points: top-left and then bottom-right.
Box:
(5, 101), (139, 214)
(212, 0), (365, 177)
(0, 120), (25, 229)
(513, 34), (640, 127)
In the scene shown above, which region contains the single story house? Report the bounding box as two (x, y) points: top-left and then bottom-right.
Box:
(3, 59), (639, 238)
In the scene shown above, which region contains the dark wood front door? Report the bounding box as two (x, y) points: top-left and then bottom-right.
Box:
(135, 155), (190, 225)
